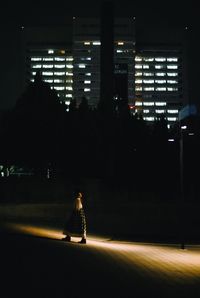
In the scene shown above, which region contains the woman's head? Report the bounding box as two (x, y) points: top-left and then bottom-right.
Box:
(78, 192), (82, 198)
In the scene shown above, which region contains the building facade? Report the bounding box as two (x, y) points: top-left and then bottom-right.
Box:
(23, 19), (185, 125)
(133, 45), (183, 127)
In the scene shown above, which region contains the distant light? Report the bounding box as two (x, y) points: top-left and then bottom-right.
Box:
(73, 16), (76, 20)
(168, 139), (175, 142)
(188, 133), (194, 136)
(21, 26), (24, 30)
(185, 26), (188, 30)
(181, 125), (187, 130)
(133, 17), (136, 20)
(48, 50), (54, 54)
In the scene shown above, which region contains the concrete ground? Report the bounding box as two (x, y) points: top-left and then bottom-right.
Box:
(1, 220), (200, 298)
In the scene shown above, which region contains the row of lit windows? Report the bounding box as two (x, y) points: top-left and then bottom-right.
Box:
(139, 109), (178, 114)
(44, 79), (73, 83)
(84, 41), (101, 46)
(32, 72), (73, 76)
(143, 117), (177, 121)
(32, 65), (73, 69)
(135, 64), (178, 69)
(53, 87), (73, 91)
(135, 80), (178, 84)
(135, 87), (178, 91)
(135, 72), (178, 77)
(135, 57), (178, 62)
(135, 101), (167, 106)
(31, 57), (73, 61)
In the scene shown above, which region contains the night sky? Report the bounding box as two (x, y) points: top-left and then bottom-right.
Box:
(0, 0), (199, 110)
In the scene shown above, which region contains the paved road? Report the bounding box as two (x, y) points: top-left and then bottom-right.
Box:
(1, 223), (200, 298)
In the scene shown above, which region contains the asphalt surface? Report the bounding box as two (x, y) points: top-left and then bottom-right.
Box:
(1, 223), (200, 298)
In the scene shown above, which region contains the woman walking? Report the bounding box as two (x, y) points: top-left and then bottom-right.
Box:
(62, 191), (87, 244)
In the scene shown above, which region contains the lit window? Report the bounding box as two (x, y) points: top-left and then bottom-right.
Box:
(143, 110), (149, 113)
(86, 73), (91, 76)
(66, 87), (73, 90)
(84, 88), (91, 92)
(54, 87), (65, 90)
(144, 87), (154, 91)
(167, 110), (178, 114)
(135, 101), (142, 106)
(167, 58), (178, 62)
(44, 79), (53, 83)
(155, 65), (165, 69)
(155, 102), (166, 106)
(156, 73), (165, 76)
(144, 117), (155, 121)
(144, 58), (154, 62)
(66, 65), (73, 69)
(43, 58), (53, 61)
(167, 87), (178, 91)
(60, 50), (65, 54)
(42, 72), (53, 76)
(31, 58), (42, 61)
(32, 72), (36, 75)
(43, 65), (53, 68)
(118, 42), (124, 45)
(66, 94), (73, 98)
(167, 117), (177, 121)
(167, 80), (177, 84)
(156, 109), (165, 113)
(143, 72), (154, 76)
(79, 64), (86, 68)
(135, 79), (142, 84)
(66, 79), (73, 83)
(156, 87), (166, 91)
(66, 72), (73, 76)
(135, 72), (142, 76)
(135, 65), (142, 69)
(117, 50), (123, 53)
(167, 65), (178, 69)
(54, 72), (65, 76)
(135, 56), (142, 62)
(48, 50), (54, 54)
(143, 80), (154, 84)
(167, 73), (178, 76)
(93, 41), (101, 45)
(54, 79), (63, 83)
(143, 102), (154, 106)
(84, 80), (91, 84)
(155, 80), (166, 84)
(66, 57), (73, 61)
(55, 57), (65, 61)
(55, 65), (65, 68)
(135, 87), (142, 91)
(155, 58), (166, 62)
(32, 65), (42, 68)
(84, 42), (91, 45)
(143, 65), (149, 69)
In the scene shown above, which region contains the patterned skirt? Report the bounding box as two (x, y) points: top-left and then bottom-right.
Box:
(63, 208), (86, 237)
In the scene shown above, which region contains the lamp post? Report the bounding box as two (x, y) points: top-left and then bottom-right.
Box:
(179, 124), (187, 249)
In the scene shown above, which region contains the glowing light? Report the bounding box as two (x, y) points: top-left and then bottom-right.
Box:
(4, 223), (200, 282)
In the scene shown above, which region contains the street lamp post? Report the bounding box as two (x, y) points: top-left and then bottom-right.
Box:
(179, 124), (186, 250)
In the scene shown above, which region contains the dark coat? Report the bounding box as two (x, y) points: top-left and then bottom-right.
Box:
(63, 208), (86, 237)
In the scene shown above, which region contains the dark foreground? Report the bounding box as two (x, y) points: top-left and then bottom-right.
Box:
(1, 223), (200, 298)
